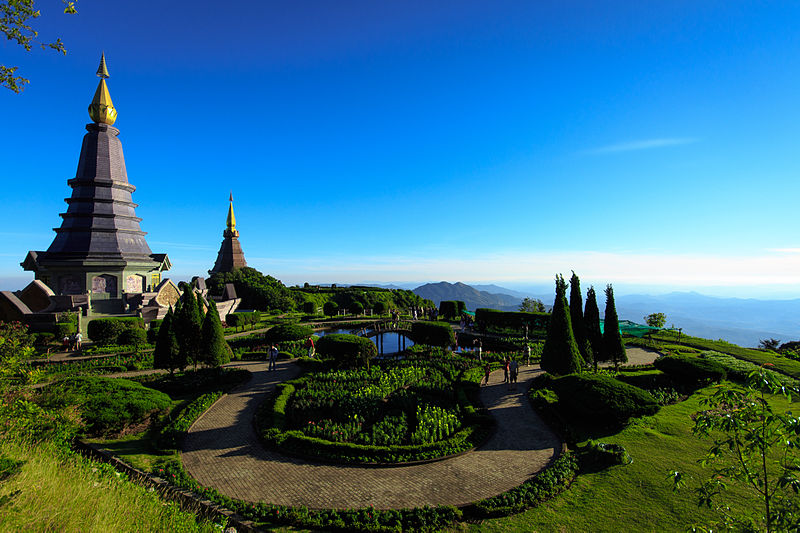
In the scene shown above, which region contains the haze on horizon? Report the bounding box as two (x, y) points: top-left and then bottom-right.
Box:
(2, 1), (799, 300)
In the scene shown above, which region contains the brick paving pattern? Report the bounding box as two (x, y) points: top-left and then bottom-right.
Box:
(182, 359), (562, 510)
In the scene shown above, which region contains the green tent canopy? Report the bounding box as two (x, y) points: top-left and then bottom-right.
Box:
(599, 319), (659, 338)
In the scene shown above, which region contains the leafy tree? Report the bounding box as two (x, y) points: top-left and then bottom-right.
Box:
(373, 301), (387, 316)
(350, 301), (364, 316)
(584, 286), (603, 372)
(603, 285), (627, 369)
(323, 301), (339, 317)
(759, 338), (781, 351)
(541, 275), (583, 376)
(207, 267), (297, 312)
(153, 308), (182, 375)
(175, 285), (203, 370)
(644, 312), (667, 329)
(302, 301), (316, 314)
(410, 321), (455, 350)
(1, 0), (77, 92)
(569, 271), (592, 366)
(201, 300), (231, 369)
(672, 368), (800, 532)
(519, 297), (545, 313)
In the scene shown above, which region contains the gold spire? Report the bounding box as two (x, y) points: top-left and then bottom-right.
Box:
(226, 192), (236, 231)
(88, 53), (117, 125)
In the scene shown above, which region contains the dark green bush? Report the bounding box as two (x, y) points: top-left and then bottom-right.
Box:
(475, 308), (550, 331)
(266, 323), (314, 342)
(53, 322), (77, 338)
(147, 319), (163, 344)
(302, 301), (316, 314)
(156, 391), (223, 449)
(86, 317), (144, 345)
(653, 354), (727, 385)
(225, 311), (261, 330)
(323, 301), (339, 317)
(316, 334), (377, 368)
(438, 301), (459, 320)
(350, 302), (364, 316)
(373, 301), (387, 315)
(549, 373), (660, 425)
(118, 327), (148, 346)
(410, 321), (455, 348)
(582, 440), (632, 469)
(37, 376), (171, 436)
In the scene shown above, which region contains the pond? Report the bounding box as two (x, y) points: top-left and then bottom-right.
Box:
(313, 327), (415, 354)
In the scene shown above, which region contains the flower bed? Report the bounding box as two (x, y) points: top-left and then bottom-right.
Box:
(258, 355), (493, 464)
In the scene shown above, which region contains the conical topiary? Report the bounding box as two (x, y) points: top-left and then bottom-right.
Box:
(541, 274), (583, 376)
(584, 286), (603, 372)
(202, 300), (231, 369)
(569, 271), (592, 366)
(176, 285), (203, 370)
(603, 284), (628, 369)
(153, 308), (182, 374)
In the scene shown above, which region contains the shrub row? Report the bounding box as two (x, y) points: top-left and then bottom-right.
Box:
(653, 354), (727, 385)
(698, 350), (799, 388)
(438, 301), (466, 319)
(225, 311), (261, 330)
(469, 452), (578, 517)
(410, 322), (455, 348)
(87, 317), (145, 345)
(265, 323), (313, 342)
(156, 391), (224, 449)
(475, 308), (549, 331)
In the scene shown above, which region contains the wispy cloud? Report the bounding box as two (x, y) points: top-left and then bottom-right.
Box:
(584, 137), (698, 155)
(769, 248), (800, 254)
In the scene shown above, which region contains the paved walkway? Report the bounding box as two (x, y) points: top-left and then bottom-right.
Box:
(182, 360), (561, 510)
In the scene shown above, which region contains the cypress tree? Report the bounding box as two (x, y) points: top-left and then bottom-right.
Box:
(153, 308), (181, 375)
(569, 271), (592, 367)
(603, 284), (628, 369)
(541, 274), (583, 376)
(176, 285), (203, 370)
(584, 286), (603, 372)
(195, 291), (206, 325)
(201, 300), (231, 369)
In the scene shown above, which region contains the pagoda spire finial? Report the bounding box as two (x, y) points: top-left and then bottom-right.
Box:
(88, 52), (117, 125)
(226, 192), (236, 232)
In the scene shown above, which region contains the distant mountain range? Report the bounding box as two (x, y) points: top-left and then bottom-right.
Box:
(406, 281), (800, 348)
(412, 282), (524, 312)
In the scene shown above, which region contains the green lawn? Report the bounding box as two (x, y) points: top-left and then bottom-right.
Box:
(462, 385), (791, 532)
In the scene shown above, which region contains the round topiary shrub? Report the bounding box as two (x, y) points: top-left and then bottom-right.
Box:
(323, 301), (339, 317)
(266, 324), (314, 343)
(118, 327), (148, 346)
(373, 301), (387, 315)
(653, 354), (727, 385)
(410, 321), (455, 348)
(316, 333), (377, 368)
(549, 373), (660, 426)
(350, 302), (364, 316)
(302, 301), (316, 314)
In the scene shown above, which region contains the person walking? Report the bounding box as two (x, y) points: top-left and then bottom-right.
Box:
(74, 331), (83, 351)
(305, 336), (315, 358)
(510, 358), (519, 387)
(473, 338), (482, 361)
(524, 343), (531, 366)
(503, 357), (510, 384)
(483, 362), (491, 386)
(268, 344), (279, 371)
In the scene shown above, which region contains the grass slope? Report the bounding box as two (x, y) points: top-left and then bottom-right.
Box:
(464, 386), (778, 532)
(0, 439), (218, 533)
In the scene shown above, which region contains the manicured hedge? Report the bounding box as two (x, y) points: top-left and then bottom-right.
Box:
(225, 311), (261, 330)
(156, 391), (223, 449)
(316, 333), (377, 368)
(53, 322), (77, 338)
(438, 301), (464, 320)
(653, 354), (727, 385)
(698, 351), (799, 388)
(475, 308), (550, 331)
(548, 373), (660, 426)
(302, 301), (316, 314)
(469, 452), (578, 517)
(266, 323), (313, 342)
(118, 327), (148, 346)
(323, 301), (339, 317)
(410, 321), (455, 348)
(86, 317), (144, 345)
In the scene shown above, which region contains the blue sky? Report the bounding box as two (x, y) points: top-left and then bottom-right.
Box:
(2, 1), (800, 297)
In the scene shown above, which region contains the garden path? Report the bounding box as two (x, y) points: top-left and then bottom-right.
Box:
(181, 360), (562, 510)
